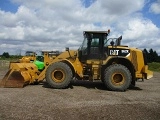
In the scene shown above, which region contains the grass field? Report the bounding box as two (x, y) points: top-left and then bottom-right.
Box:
(148, 62), (160, 72)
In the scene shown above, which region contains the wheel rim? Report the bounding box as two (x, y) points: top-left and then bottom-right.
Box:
(51, 69), (65, 83)
(111, 73), (125, 86)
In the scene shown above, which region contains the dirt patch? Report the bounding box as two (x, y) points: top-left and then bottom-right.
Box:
(0, 69), (160, 120)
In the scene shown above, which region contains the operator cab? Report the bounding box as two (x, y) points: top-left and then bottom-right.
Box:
(78, 30), (110, 62)
(25, 51), (36, 57)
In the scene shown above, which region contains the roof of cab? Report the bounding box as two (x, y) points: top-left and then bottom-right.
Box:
(84, 31), (109, 34)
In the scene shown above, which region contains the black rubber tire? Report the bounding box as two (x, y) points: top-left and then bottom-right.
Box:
(33, 81), (39, 85)
(129, 78), (136, 88)
(45, 62), (73, 89)
(104, 64), (132, 91)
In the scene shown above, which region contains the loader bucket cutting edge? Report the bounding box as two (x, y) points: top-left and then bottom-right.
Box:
(146, 70), (153, 79)
(0, 70), (27, 88)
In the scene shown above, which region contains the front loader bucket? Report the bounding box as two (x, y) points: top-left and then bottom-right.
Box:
(0, 63), (38, 88)
(146, 70), (153, 79)
(0, 70), (26, 87)
(143, 65), (153, 80)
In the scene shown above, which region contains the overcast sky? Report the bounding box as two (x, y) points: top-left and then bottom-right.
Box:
(0, 0), (160, 55)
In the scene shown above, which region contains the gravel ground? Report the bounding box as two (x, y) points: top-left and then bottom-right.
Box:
(0, 68), (160, 120)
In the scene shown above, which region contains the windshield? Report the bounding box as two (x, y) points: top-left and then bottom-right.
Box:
(25, 52), (35, 56)
(79, 37), (88, 55)
(91, 38), (99, 46)
(106, 37), (121, 46)
(104, 37), (108, 46)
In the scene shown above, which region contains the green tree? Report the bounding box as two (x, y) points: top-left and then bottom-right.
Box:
(143, 49), (160, 63)
(143, 49), (148, 55)
(158, 56), (160, 62)
(153, 51), (159, 62)
(2, 52), (10, 58)
(143, 48), (149, 62)
(149, 49), (159, 62)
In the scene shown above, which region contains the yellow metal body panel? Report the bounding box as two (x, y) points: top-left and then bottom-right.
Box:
(102, 46), (153, 80)
(19, 56), (36, 63)
(52, 50), (84, 78)
(128, 48), (153, 79)
(37, 50), (83, 80)
(86, 60), (101, 80)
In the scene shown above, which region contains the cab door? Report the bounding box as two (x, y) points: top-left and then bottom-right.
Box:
(78, 33), (105, 62)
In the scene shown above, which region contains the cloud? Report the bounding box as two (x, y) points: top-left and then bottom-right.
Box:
(122, 18), (159, 48)
(149, 0), (160, 14)
(122, 19), (159, 39)
(0, 0), (159, 55)
(111, 13), (160, 53)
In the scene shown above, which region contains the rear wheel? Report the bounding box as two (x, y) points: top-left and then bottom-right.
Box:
(46, 62), (73, 89)
(104, 64), (132, 91)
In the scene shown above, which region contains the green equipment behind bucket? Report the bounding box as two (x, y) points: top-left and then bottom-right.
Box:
(33, 60), (45, 71)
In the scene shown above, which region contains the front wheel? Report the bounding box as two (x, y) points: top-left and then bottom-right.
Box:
(45, 62), (73, 89)
(104, 64), (132, 91)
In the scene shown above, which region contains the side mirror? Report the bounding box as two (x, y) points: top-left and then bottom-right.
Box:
(65, 47), (72, 58)
(116, 36), (122, 45)
(110, 41), (114, 46)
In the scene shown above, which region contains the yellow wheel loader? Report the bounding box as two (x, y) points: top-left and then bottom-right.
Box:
(19, 51), (37, 63)
(0, 30), (153, 91)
